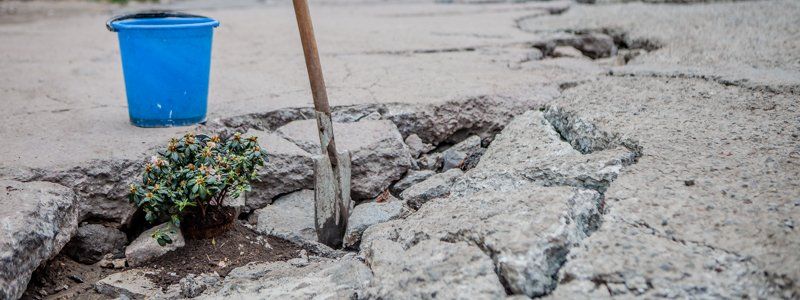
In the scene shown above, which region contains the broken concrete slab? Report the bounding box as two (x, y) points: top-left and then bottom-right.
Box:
(364, 239), (506, 299)
(400, 168), (464, 210)
(363, 186), (603, 297)
(253, 190), (317, 243)
(541, 76), (800, 298)
(0, 180), (78, 300)
(277, 119), (413, 200)
(245, 130), (315, 212)
(125, 223), (185, 267)
(343, 196), (411, 248)
(203, 255), (372, 299)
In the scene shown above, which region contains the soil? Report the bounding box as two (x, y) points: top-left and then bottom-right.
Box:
(143, 222), (303, 289)
(21, 254), (114, 300)
(22, 222), (305, 298)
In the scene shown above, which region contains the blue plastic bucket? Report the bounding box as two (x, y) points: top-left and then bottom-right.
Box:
(108, 12), (219, 127)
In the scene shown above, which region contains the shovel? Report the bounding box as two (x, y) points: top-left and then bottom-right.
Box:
(292, 0), (352, 248)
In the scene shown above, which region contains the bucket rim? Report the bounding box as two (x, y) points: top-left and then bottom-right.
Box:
(107, 11), (219, 32)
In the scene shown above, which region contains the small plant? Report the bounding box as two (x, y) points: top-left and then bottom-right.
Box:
(128, 132), (268, 245)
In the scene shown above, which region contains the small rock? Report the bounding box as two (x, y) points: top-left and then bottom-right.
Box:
(124, 223), (184, 267)
(63, 224), (127, 264)
(391, 170), (435, 194)
(68, 274), (85, 284)
(565, 33), (617, 59)
(401, 169), (464, 210)
(180, 273), (219, 298)
(684, 180), (695, 186)
(442, 135), (482, 171)
(288, 250), (310, 267)
(253, 190), (317, 243)
(404, 134), (435, 158)
(417, 153), (443, 171)
(442, 151), (467, 171)
(552, 46), (586, 59)
(344, 196), (411, 248)
(98, 254), (127, 269)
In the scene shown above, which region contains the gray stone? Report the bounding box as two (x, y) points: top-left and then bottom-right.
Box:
(391, 169), (435, 194)
(277, 119), (413, 200)
(63, 223), (127, 264)
(442, 150), (467, 171)
(0, 180), (78, 300)
(417, 152), (443, 171)
(364, 239), (506, 299)
(404, 134), (435, 158)
(95, 269), (180, 299)
(343, 196), (411, 248)
(442, 135), (483, 171)
(552, 46), (587, 59)
(180, 273), (221, 298)
(245, 130), (314, 212)
(400, 168), (463, 210)
(563, 33), (618, 59)
(253, 190), (317, 243)
(125, 222), (185, 267)
(202, 256), (372, 299)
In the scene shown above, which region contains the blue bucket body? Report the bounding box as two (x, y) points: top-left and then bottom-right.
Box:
(111, 17), (219, 127)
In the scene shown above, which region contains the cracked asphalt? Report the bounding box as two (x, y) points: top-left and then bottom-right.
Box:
(1, 0), (798, 298)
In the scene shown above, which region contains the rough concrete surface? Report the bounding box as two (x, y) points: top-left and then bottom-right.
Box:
(1, 0), (799, 299)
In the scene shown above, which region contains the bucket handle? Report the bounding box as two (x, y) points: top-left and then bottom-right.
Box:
(106, 10), (209, 32)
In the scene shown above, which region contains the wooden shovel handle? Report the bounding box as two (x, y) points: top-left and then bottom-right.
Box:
(292, 0), (330, 114)
(292, 0), (341, 169)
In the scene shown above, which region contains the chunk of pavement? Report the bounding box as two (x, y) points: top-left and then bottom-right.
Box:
(404, 134), (435, 158)
(180, 273), (221, 298)
(125, 222), (185, 267)
(277, 119), (413, 199)
(390, 170), (435, 194)
(400, 168), (463, 210)
(363, 239), (506, 299)
(442, 135), (482, 171)
(451, 110), (638, 198)
(363, 186), (603, 298)
(63, 223), (127, 264)
(23, 159), (140, 225)
(95, 269), (180, 299)
(245, 130), (314, 212)
(563, 33), (617, 59)
(205, 255), (372, 299)
(253, 190), (317, 243)
(0, 180), (78, 300)
(343, 195), (411, 248)
(552, 46), (587, 59)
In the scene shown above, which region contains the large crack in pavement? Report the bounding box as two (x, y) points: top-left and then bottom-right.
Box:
(358, 107), (642, 298)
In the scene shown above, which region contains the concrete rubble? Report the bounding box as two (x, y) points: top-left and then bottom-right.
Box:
(0, 180), (78, 300)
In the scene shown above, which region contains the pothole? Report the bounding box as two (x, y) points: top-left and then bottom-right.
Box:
(16, 96), (545, 299)
(530, 28), (661, 63)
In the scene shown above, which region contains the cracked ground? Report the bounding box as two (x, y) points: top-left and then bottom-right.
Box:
(1, 0), (799, 299)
